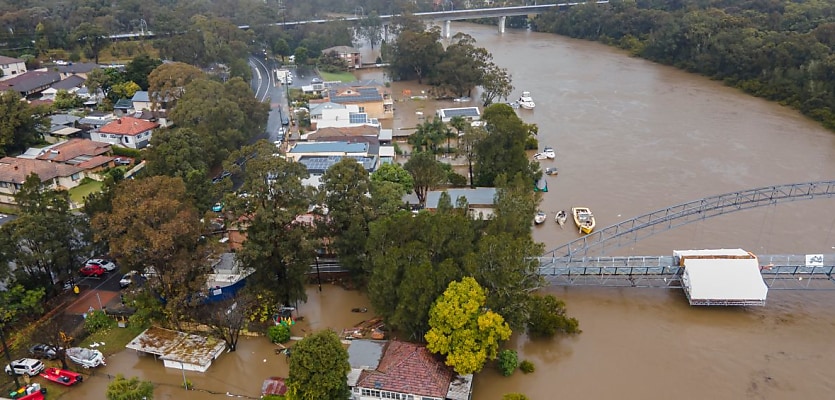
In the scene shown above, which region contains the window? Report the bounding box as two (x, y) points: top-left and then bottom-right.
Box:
(71, 173), (81, 181)
(0, 182), (8, 188)
(358, 106), (366, 113)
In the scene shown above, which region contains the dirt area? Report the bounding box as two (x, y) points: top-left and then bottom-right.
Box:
(64, 289), (121, 314)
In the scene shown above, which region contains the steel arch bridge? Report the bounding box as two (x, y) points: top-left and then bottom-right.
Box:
(541, 180), (835, 263)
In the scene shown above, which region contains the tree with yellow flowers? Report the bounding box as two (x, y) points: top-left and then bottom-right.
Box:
(425, 277), (512, 375)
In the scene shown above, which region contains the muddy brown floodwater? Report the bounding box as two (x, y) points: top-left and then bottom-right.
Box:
(62, 22), (835, 400)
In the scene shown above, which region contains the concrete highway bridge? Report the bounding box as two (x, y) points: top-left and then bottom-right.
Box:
(110, 1), (610, 41)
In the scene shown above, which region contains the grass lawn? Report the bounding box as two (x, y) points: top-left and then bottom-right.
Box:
(319, 70), (357, 83)
(79, 323), (148, 357)
(68, 180), (103, 204)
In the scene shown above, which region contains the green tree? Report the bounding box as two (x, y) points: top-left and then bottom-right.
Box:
(92, 176), (209, 329)
(147, 62), (206, 110)
(370, 162), (413, 195)
(459, 124), (486, 187)
(497, 349), (519, 376)
(527, 294), (580, 337)
(358, 11), (383, 50)
(287, 330), (350, 400)
(125, 54), (163, 90)
(474, 103), (538, 187)
(387, 25), (443, 83)
(1, 174), (91, 288)
(85, 67), (125, 103)
(111, 81), (142, 101)
(106, 374), (154, 400)
(425, 277), (512, 375)
(0, 284), (45, 388)
(294, 47), (309, 65)
(273, 38), (291, 61)
(320, 158), (375, 278)
(73, 23), (108, 64)
(144, 128), (212, 210)
(404, 152), (446, 204)
(52, 89), (83, 110)
(502, 394), (530, 400)
(0, 91), (49, 156)
(232, 142), (316, 308)
(480, 63), (514, 106)
(433, 33), (490, 98)
(195, 293), (257, 351)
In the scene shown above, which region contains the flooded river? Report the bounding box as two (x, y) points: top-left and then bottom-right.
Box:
(61, 22), (835, 400)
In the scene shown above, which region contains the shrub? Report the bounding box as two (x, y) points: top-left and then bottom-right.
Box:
(112, 146), (142, 159)
(267, 324), (291, 344)
(519, 360), (535, 374)
(497, 349), (518, 377)
(502, 394), (529, 400)
(85, 310), (115, 333)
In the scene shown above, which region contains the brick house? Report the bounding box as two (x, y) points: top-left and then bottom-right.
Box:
(321, 45), (361, 69)
(0, 157), (86, 205)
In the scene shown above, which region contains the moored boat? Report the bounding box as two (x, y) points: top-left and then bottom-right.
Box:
(534, 211), (547, 225)
(40, 367), (83, 386)
(534, 177), (548, 192)
(519, 91), (536, 109)
(555, 210), (567, 226)
(572, 207), (596, 234)
(544, 167), (558, 175)
(543, 146), (556, 159)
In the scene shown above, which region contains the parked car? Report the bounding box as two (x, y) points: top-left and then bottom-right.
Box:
(85, 258), (117, 272)
(79, 264), (106, 277)
(212, 171), (232, 184)
(29, 344), (61, 360)
(114, 157), (132, 166)
(4, 358), (45, 376)
(212, 203), (224, 212)
(66, 348), (105, 368)
(119, 271), (138, 288)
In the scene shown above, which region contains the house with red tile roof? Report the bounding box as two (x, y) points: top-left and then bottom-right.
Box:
(347, 340), (473, 400)
(35, 139), (115, 171)
(0, 157), (86, 205)
(92, 116), (159, 149)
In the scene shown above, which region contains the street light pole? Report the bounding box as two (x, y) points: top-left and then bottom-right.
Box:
(315, 256), (322, 292)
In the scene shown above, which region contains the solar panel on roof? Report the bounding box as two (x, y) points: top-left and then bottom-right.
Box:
(349, 113), (367, 124)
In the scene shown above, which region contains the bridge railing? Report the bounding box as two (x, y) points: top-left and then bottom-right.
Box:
(544, 180), (835, 260)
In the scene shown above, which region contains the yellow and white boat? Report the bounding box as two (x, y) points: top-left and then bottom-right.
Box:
(572, 207), (596, 234)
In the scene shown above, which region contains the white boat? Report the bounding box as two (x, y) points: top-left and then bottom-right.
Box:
(555, 210), (567, 226)
(534, 211), (547, 225)
(518, 91), (535, 109)
(66, 347), (106, 368)
(533, 153), (548, 160)
(543, 146), (556, 159)
(544, 167), (558, 175)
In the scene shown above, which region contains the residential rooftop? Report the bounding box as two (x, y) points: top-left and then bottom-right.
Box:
(288, 141), (368, 154)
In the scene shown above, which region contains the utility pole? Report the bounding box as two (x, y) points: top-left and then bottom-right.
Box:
(315, 255), (322, 292)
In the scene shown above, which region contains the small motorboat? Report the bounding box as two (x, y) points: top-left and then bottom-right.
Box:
(66, 347), (106, 369)
(542, 146), (556, 159)
(544, 167), (558, 176)
(534, 177), (548, 192)
(555, 210), (567, 226)
(572, 207), (596, 234)
(534, 211), (547, 225)
(519, 91), (536, 109)
(533, 153), (548, 160)
(40, 367), (83, 386)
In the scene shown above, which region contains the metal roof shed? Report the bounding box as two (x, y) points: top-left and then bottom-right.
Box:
(681, 258), (768, 306)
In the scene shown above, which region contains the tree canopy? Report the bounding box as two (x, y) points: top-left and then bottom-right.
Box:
(287, 330), (350, 400)
(106, 374), (154, 400)
(425, 277), (512, 375)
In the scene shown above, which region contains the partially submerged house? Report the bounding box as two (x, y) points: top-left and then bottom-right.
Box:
(126, 326), (226, 372)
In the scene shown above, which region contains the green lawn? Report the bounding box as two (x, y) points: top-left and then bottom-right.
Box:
(79, 323), (148, 356)
(318, 70), (357, 83)
(68, 180), (103, 204)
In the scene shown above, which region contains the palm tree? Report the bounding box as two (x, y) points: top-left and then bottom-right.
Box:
(448, 115), (468, 153)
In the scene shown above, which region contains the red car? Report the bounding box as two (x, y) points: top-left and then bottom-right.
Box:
(79, 264), (105, 277)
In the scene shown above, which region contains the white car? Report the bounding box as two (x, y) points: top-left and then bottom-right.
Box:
(5, 358), (45, 376)
(120, 271), (138, 288)
(86, 258), (117, 272)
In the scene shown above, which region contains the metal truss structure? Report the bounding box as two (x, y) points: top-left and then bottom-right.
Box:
(543, 180), (835, 261)
(539, 254), (835, 290)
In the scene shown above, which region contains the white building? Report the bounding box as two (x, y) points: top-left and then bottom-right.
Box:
(0, 55), (26, 81)
(92, 116), (158, 149)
